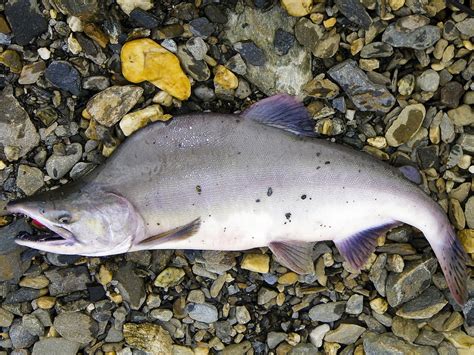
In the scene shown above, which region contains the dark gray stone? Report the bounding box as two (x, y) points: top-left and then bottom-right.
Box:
(274, 28), (295, 56)
(335, 0), (372, 29)
(45, 61), (82, 96)
(53, 312), (98, 345)
(308, 301), (346, 322)
(9, 319), (38, 349)
(5, 0), (48, 45)
(189, 17), (215, 37)
(130, 8), (161, 29)
(382, 23), (440, 50)
(234, 41), (266, 66)
(32, 338), (81, 355)
(363, 332), (437, 355)
(114, 263), (146, 310)
(45, 265), (91, 296)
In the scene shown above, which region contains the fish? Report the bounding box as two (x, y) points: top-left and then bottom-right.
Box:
(5, 94), (469, 305)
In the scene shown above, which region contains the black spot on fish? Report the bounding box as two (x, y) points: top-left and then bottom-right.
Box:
(285, 213), (291, 221)
(236, 119), (241, 123)
(267, 187), (273, 196)
(325, 161), (330, 165)
(196, 185), (202, 194)
(301, 194), (307, 200)
(256, 199), (261, 203)
(316, 152), (321, 157)
(316, 166), (321, 170)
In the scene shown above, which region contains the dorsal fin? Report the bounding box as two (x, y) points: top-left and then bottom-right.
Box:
(241, 94), (316, 137)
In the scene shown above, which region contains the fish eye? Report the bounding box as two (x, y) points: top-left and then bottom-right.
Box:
(58, 214), (71, 224)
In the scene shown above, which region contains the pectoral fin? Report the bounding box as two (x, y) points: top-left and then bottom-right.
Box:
(334, 223), (397, 271)
(138, 218), (201, 246)
(269, 241), (315, 274)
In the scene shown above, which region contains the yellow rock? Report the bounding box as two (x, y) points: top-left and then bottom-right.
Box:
(323, 18), (337, 29)
(367, 136), (387, 149)
(213, 65), (238, 90)
(443, 330), (474, 349)
(351, 38), (365, 55)
(281, 0), (313, 16)
(370, 297), (388, 314)
(0, 49), (22, 74)
(19, 275), (50, 289)
(154, 267), (186, 288)
(458, 229), (474, 253)
(121, 38), (191, 100)
(278, 272), (299, 285)
(120, 104), (170, 136)
(389, 0), (405, 10)
(241, 253), (270, 273)
(98, 265), (113, 285)
(36, 296), (56, 309)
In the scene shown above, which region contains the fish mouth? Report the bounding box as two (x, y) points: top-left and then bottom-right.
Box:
(16, 230), (66, 243)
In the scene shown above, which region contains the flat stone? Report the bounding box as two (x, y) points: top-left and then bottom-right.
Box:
(124, 322), (173, 354)
(267, 331), (287, 349)
(396, 286), (447, 319)
(289, 343), (319, 354)
(257, 287), (278, 305)
(385, 104), (426, 147)
(22, 314), (44, 337)
(295, 18), (340, 59)
(54, 312), (98, 344)
(234, 41), (266, 67)
(52, 0), (101, 20)
(16, 165), (44, 196)
(369, 253), (388, 296)
(335, 0), (372, 29)
(447, 105), (474, 126)
(382, 23), (440, 50)
(45, 265), (91, 296)
(281, 0), (313, 16)
(328, 59), (395, 113)
(114, 263), (146, 310)
(85, 85), (143, 127)
(214, 65), (239, 90)
(9, 319), (37, 349)
(221, 341), (252, 355)
(45, 143), (83, 179)
(189, 17), (215, 38)
(185, 37), (208, 61)
(154, 267), (185, 288)
(303, 77), (339, 99)
(45, 61), (82, 96)
(5, 0), (47, 45)
(32, 338), (81, 355)
(346, 294), (364, 315)
(324, 324), (366, 344)
(455, 18), (474, 37)
(392, 316), (419, 343)
(309, 324), (330, 347)
(361, 42), (394, 58)
(130, 8), (161, 29)
(116, 0), (153, 15)
(465, 197), (474, 229)
(309, 301), (346, 322)
(176, 45), (211, 82)
(18, 61), (46, 85)
(0, 86), (40, 161)
(363, 332), (437, 355)
(186, 302), (218, 323)
(0, 308), (14, 327)
(274, 28), (295, 56)
(241, 253), (270, 273)
(441, 82), (464, 108)
(224, 5), (311, 96)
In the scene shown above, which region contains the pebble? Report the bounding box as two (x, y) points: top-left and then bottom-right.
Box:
(392, 316), (419, 343)
(0, 308), (14, 327)
(214, 65), (239, 90)
(241, 253), (270, 273)
(398, 74), (415, 96)
(235, 305), (251, 324)
(4, 0), (47, 45)
(267, 331), (287, 349)
(303, 77), (340, 99)
(309, 301), (346, 322)
(455, 18), (474, 37)
(9, 319), (38, 349)
(150, 308), (173, 322)
(281, 0), (313, 16)
(16, 165), (44, 196)
(335, 0), (372, 29)
(45, 143), (83, 179)
(36, 296), (56, 310)
(278, 272), (299, 285)
(324, 324), (366, 344)
(121, 38), (191, 100)
(416, 69), (440, 92)
(204, 5), (228, 24)
(382, 23), (440, 50)
(32, 338), (81, 355)
(0, 50), (22, 74)
(114, 263), (146, 310)
(234, 41), (266, 67)
(189, 17), (215, 38)
(274, 28), (295, 55)
(186, 303), (218, 323)
(154, 267), (186, 288)
(45, 61), (82, 96)
(18, 61), (45, 85)
(22, 314), (44, 337)
(385, 104), (426, 147)
(120, 104), (170, 136)
(309, 324), (330, 348)
(225, 54), (247, 76)
(328, 60), (395, 113)
(85, 85), (143, 127)
(176, 45), (211, 82)
(360, 42), (394, 58)
(440, 82), (464, 108)
(185, 37), (208, 61)
(45, 265), (90, 296)
(447, 105), (474, 127)
(130, 8), (161, 29)
(54, 312), (98, 345)
(257, 287), (278, 305)
(363, 332), (437, 354)
(123, 323), (173, 354)
(19, 275), (49, 289)
(396, 286), (447, 319)
(116, 0), (153, 15)
(346, 294), (364, 315)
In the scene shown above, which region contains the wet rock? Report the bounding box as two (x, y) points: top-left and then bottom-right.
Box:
(455, 18), (474, 37)
(236, 306), (251, 324)
(52, 0), (101, 20)
(346, 294), (364, 315)
(204, 5), (228, 24)
(45, 265), (91, 296)
(267, 331), (287, 349)
(4, 287), (42, 304)
(214, 65), (239, 90)
(324, 323), (365, 344)
(0, 50), (22, 74)
(416, 70), (440, 92)
(16, 165), (44, 196)
(303, 77), (339, 99)
(309, 301), (345, 322)
(45, 143), (83, 179)
(54, 312), (98, 345)
(45, 61), (82, 96)
(396, 286), (447, 319)
(385, 104), (426, 147)
(274, 28), (295, 56)
(0, 308), (14, 327)
(257, 287), (278, 305)
(363, 332), (437, 355)
(186, 37), (208, 61)
(5, 0), (47, 45)
(176, 45), (211, 82)
(440, 82), (464, 108)
(382, 23), (440, 50)
(21, 314), (44, 337)
(9, 319), (37, 349)
(186, 303), (218, 323)
(124, 322), (173, 353)
(224, 5), (311, 96)
(0, 86), (40, 161)
(369, 253), (388, 296)
(32, 338), (81, 355)
(222, 341), (252, 354)
(115, 263), (146, 310)
(116, 0), (153, 15)
(392, 316), (419, 343)
(18, 61), (45, 85)
(328, 60), (395, 113)
(386, 258), (437, 307)
(335, 0), (372, 29)
(289, 343), (319, 354)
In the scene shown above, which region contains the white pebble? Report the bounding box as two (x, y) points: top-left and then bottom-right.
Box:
(38, 47), (51, 60)
(309, 324), (330, 348)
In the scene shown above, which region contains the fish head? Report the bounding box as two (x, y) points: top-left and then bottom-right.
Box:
(6, 189), (145, 256)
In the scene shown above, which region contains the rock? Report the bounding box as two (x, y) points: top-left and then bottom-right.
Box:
(154, 267), (185, 288)
(19, 275), (49, 289)
(0, 50), (22, 74)
(370, 298), (388, 314)
(235, 306), (251, 324)
(360, 42), (393, 58)
(54, 312), (98, 344)
(214, 65), (239, 90)
(186, 303), (218, 323)
(36, 296), (56, 309)
(335, 0), (372, 29)
(22, 314), (44, 337)
(115, 263), (146, 310)
(0, 308), (14, 327)
(363, 332), (437, 355)
(234, 41), (266, 67)
(186, 37), (208, 61)
(455, 18), (474, 37)
(309, 301), (346, 322)
(225, 54), (247, 75)
(392, 316), (419, 343)
(416, 70), (440, 92)
(121, 38), (191, 100)
(18, 61), (46, 85)
(257, 287), (278, 305)
(396, 287), (447, 319)
(382, 23), (440, 50)
(222, 341), (252, 355)
(130, 8), (161, 29)
(45, 143), (83, 179)
(124, 322), (172, 353)
(120, 105), (169, 136)
(447, 105), (474, 126)
(224, 5), (311, 96)
(346, 294), (364, 315)
(85, 85), (143, 127)
(309, 324), (330, 347)
(281, 0), (313, 16)
(385, 257), (435, 308)
(369, 253), (388, 296)
(189, 17), (215, 37)
(45, 265), (91, 296)
(274, 28), (295, 56)
(294, 18), (340, 59)
(9, 319), (37, 349)
(0, 14), (10, 33)
(241, 253), (270, 273)
(385, 104), (426, 147)
(204, 5), (227, 24)
(278, 272), (299, 285)
(16, 165), (44, 196)
(289, 343), (319, 354)
(303, 77), (339, 99)
(0, 86), (40, 161)
(52, 0), (101, 20)
(32, 338), (81, 355)
(328, 60), (395, 113)
(116, 0), (153, 15)
(398, 74), (415, 96)
(324, 324), (366, 344)
(267, 331), (287, 349)
(465, 198), (474, 229)
(45, 61), (82, 96)
(176, 45), (211, 82)
(440, 82), (464, 109)
(5, 0), (47, 45)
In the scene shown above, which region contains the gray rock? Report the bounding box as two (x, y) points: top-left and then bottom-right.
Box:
(382, 23), (440, 50)
(289, 343), (320, 355)
(186, 303), (218, 323)
(222, 341), (252, 355)
(455, 18), (474, 37)
(225, 54), (247, 75)
(234, 41), (266, 66)
(328, 60), (395, 113)
(391, 316), (419, 343)
(45, 265), (91, 296)
(369, 253), (387, 296)
(360, 42), (394, 58)
(16, 165), (44, 196)
(189, 17), (215, 38)
(21, 314), (44, 337)
(9, 319), (38, 349)
(114, 263), (146, 310)
(346, 294), (364, 315)
(83, 76), (110, 91)
(0, 86), (40, 161)
(466, 197), (474, 229)
(415, 328), (444, 346)
(5, 0), (48, 45)
(396, 286), (447, 319)
(335, 0), (372, 29)
(274, 28), (295, 56)
(185, 37), (208, 61)
(363, 332), (437, 355)
(45, 61), (82, 96)
(51, 0), (100, 20)
(53, 312), (98, 344)
(440, 81), (464, 109)
(176, 45), (210, 82)
(224, 5), (311, 96)
(324, 323), (366, 344)
(32, 338), (81, 355)
(416, 69), (440, 92)
(45, 143), (83, 179)
(309, 301), (346, 322)
(257, 287), (278, 305)
(0, 308), (14, 327)
(193, 85), (215, 101)
(294, 18), (340, 59)
(4, 288), (42, 304)
(386, 258), (436, 307)
(70, 162), (96, 180)
(458, 133), (474, 154)
(267, 331), (287, 349)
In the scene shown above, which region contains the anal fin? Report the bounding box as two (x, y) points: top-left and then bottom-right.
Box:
(138, 218), (201, 246)
(269, 241), (315, 274)
(334, 223), (397, 271)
